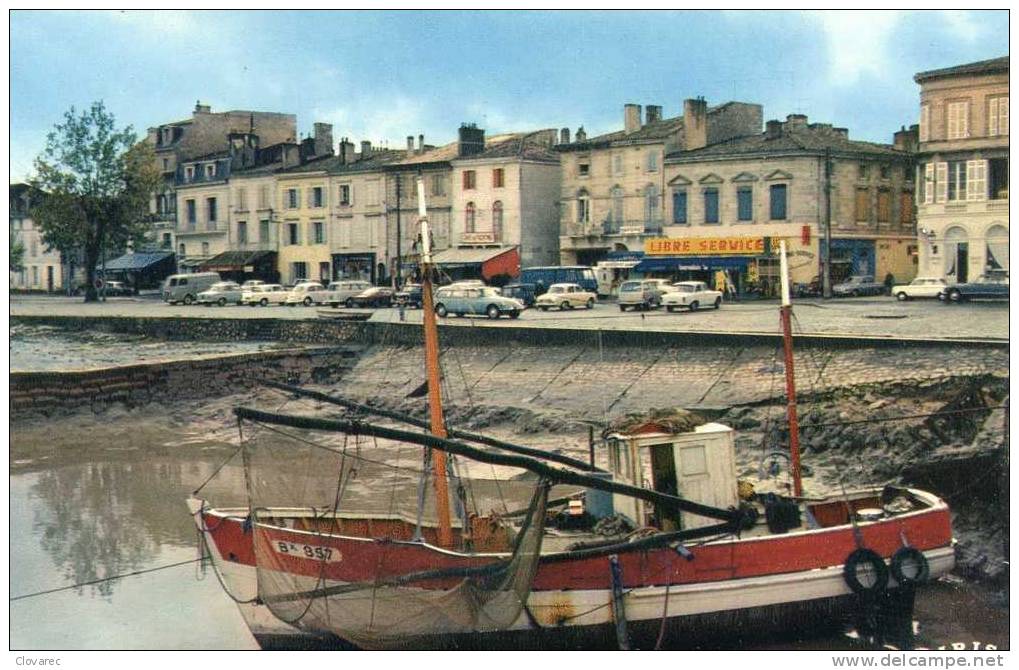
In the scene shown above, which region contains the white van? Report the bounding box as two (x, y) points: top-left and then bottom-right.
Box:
(162, 272), (221, 305)
(322, 280), (372, 307)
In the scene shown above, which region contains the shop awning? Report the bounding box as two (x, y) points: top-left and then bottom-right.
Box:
(634, 256), (756, 273)
(200, 250), (276, 272)
(431, 246), (520, 279)
(103, 251), (174, 271)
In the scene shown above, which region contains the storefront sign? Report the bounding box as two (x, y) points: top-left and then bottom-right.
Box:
(460, 232), (496, 244)
(644, 237), (766, 256)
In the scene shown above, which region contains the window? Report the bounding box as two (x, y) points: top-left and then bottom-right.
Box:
(613, 154), (623, 176)
(205, 164), (215, 178)
(465, 202), (476, 232)
(236, 188), (247, 211)
(900, 192), (914, 224)
(966, 160), (986, 201)
(492, 201), (503, 240)
(259, 220), (270, 242)
(703, 188), (719, 224)
(858, 164), (870, 180)
(611, 187), (625, 228)
(161, 233), (172, 249)
(313, 221), (325, 244)
(576, 191), (590, 224)
(185, 166), (194, 182)
(237, 221), (248, 245)
(672, 189), (687, 224)
(319, 262), (330, 282)
(947, 161), (967, 201)
(179, 243), (186, 257)
(947, 100), (970, 139)
(877, 189), (891, 223)
(431, 174), (446, 196)
(989, 158), (1008, 200)
(162, 158), (169, 171)
(492, 168), (505, 188)
(287, 188), (299, 209)
(919, 104), (930, 141)
(737, 186), (753, 221)
(207, 197), (217, 227)
(30, 240), (37, 257)
(258, 185), (270, 209)
(292, 262), (307, 281)
(313, 187), (324, 208)
(185, 199), (196, 227)
(880, 165), (890, 180)
(462, 170), (476, 190)
(644, 184), (660, 228)
(339, 184), (351, 206)
(201, 242), (209, 256)
(769, 184), (787, 220)
(366, 181), (380, 206)
(646, 151), (658, 172)
(988, 96), (1008, 136)
(578, 162), (590, 177)
(854, 188), (870, 221)
(936, 162), (948, 202)
(287, 222), (299, 245)
(31, 266), (38, 286)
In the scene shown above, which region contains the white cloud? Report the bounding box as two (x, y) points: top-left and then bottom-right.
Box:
(814, 11), (905, 85)
(312, 96), (432, 147)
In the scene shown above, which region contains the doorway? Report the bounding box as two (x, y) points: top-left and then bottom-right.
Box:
(649, 444), (681, 531)
(46, 266), (54, 293)
(955, 243), (969, 283)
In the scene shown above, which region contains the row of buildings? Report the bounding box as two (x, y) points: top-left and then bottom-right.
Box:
(11, 56), (1008, 294)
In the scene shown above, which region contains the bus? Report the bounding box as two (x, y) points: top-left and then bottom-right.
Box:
(519, 266), (597, 295)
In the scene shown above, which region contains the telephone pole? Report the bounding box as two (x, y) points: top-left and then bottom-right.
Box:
(822, 147), (833, 299)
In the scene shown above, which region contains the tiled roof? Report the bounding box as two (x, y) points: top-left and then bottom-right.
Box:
(914, 56), (1009, 83)
(557, 102), (748, 151)
(280, 149), (408, 175)
(456, 131), (559, 162)
(666, 126), (908, 162)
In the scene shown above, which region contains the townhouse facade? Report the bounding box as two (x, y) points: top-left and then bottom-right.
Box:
(556, 99), (763, 266)
(914, 56), (1009, 282)
(10, 183), (68, 291)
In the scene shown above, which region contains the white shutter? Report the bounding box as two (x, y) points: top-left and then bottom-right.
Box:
(999, 97), (1009, 136)
(935, 163), (948, 203)
(919, 105), (930, 142)
(988, 98), (999, 136)
(966, 160), (986, 201)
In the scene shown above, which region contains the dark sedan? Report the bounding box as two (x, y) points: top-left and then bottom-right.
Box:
(939, 271), (1009, 303)
(349, 286), (395, 308)
(394, 283), (423, 308)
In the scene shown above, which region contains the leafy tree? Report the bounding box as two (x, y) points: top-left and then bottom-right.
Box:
(31, 102), (160, 301)
(10, 229), (25, 272)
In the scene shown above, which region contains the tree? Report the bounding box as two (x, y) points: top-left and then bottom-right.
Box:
(10, 229), (25, 273)
(31, 102), (160, 302)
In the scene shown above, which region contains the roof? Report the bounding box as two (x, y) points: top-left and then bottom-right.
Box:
(558, 102), (748, 151)
(103, 251), (174, 271)
(432, 246), (518, 265)
(395, 133), (516, 166)
(185, 149), (230, 163)
(455, 131), (559, 163)
(666, 125), (908, 163)
(280, 149), (408, 175)
(914, 56), (1009, 83)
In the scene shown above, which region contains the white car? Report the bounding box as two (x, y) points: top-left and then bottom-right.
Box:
(284, 282), (327, 306)
(196, 281), (243, 306)
(534, 283), (597, 311)
(322, 280), (373, 308)
(661, 281), (723, 312)
(241, 284), (289, 306)
(892, 277), (947, 301)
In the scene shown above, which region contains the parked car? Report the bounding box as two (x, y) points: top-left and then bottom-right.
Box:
(240, 279), (266, 289)
(322, 280), (373, 308)
(162, 272), (221, 305)
(348, 286), (395, 308)
(662, 281), (723, 312)
(241, 284), (289, 306)
(795, 276), (822, 298)
(534, 283), (597, 311)
(284, 282), (327, 306)
(939, 271), (1009, 303)
(394, 283), (423, 309)
(433, 285), (524, 319)
(103, 280), (133, 297)
(617, 279), (668, 311)
(500, 283), (538, 308)
(891, 277), (948, 301)
(196, 281), (244, 306)
(520, 266), (598, 295)
(832, 275), (886, 297)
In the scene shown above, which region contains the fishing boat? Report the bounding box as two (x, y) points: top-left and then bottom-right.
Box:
(189, 178), (954, 650)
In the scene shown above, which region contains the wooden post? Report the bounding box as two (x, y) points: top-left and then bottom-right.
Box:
(779, 241), (803, 497)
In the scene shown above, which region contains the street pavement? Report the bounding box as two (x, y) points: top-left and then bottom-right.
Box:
(9, 293), (1009, 341)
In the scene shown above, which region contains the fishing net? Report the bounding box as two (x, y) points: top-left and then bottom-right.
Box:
(239, 419), (551, 649)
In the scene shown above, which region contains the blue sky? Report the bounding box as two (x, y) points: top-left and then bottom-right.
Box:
(9, 10), (1008, 181)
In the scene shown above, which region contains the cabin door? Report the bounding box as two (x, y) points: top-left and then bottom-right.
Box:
(649, 444), (681, 531)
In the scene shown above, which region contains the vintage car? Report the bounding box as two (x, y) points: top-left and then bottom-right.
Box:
(321, 280), (373, 308)
(617, 279), (668, 311)
(832, 275), (886, 297)
(433, 285), (524, 319)
(394, 283), (423, 309)
(241, 284), (289, 306)
(284, 282), (327, 306)
(348, 286), (395, 308)
(939, 271), (1009, 303)
(892, 277), (948, 301)
(534, 283), (597, 311)
(196, 281), (244, 306)
(661, 281), (723, 312)
(500, 283), (538, 307)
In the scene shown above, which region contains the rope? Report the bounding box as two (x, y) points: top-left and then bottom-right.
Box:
(192, 446), (243, 495)
(10, 558), (203, 601)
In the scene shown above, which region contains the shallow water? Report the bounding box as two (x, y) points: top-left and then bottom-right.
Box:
(9, 406), (1009, 651)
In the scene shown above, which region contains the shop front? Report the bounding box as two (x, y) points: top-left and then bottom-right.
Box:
(431, 246), (520, 284)
(638, 236), (771, 297)
(201, 250), (279, 284)
(332, 253), (377, 284)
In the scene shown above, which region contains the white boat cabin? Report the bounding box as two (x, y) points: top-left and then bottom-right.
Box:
(605, 422), (738, 531)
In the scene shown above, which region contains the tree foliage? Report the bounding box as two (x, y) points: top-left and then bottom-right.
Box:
(10, 228), (25, 272)
(30, 101), (160, 301)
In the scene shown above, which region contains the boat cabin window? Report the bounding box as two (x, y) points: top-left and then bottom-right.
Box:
(608, 439), (632, 481)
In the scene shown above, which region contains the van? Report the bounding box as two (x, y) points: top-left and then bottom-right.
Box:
(162, 272), (221, 305)
(519, 266), (597, 295)
(322, 280), (373, 308)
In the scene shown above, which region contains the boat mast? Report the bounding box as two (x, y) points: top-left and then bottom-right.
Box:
(778, 240), (803, 497)
(416, 175), (454, 548)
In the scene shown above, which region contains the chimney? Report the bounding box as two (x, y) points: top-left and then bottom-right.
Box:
(575, 126), (587, 143)
(560, 127), (571, 144)
(683, 98), (708, 151)
(338, 137), (354, 164)
(194, 100), (211, 114)
(646, 105), (663, 124)
(893, 125), (919, 152)
(407, 135), (415, 152)
(785, 113), (808, 129)
(457, 123), (485, 157)
(360, 140), (371, 158)
(624, 103), (642, 134)
(312, 123), (334, 157)
(765, 120), (782, 140)
(418, 134), (424, 153)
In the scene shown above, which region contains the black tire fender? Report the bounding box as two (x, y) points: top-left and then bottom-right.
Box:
(890, 547), (930, 586)
(843, 548), (889, 594)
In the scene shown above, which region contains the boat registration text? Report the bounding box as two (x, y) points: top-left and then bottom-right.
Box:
(273, 541), (343, 563)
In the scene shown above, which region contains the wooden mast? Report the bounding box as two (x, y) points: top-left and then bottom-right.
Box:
(416, 176), (454, 548)
(778, 240), (803, 497)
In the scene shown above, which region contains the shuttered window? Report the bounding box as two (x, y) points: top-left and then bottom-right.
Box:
(737, 187), (753, 221)
(919, 104), (930, 141)
(672, 190), (687, 224)
(935, 163), (948, 203)
(462, 170), (476, 190)
(946, 101), (969, 139)
(769, 184), (787, 220)
(877, 189), (891, 223)
(988, 97), (1008, 136)
(703, 189), (719, 224)
(947, 161), (967, 201)
(966, 160), (987, 201)
(900, 192), (913, 224)
(492, 168), (504, 188)
(854, 188), (870, 222)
